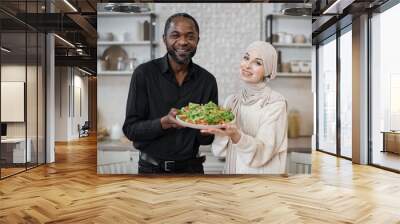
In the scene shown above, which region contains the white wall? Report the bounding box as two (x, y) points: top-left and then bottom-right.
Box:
(97, 75), (130, 133)
(54, 67), (89, 141)
(1, 64), (46, 163)
(1, 65), (36, 137)
(55, 67), (68, 141)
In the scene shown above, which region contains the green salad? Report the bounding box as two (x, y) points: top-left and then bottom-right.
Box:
(177, 102), (235, 125)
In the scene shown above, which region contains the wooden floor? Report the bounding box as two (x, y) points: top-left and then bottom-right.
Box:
(0, 136), (400, 223)
(373, 151), (400, 171)
(1, 167), (26, 178)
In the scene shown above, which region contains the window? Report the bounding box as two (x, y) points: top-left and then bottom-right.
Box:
(340, 29), (352, 158)
(318, 36), (337, 154)
(0, 1), (47, 179)
(371, 2), (400, 171)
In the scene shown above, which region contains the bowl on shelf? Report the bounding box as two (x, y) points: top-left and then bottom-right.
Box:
(300, 61), (311, 73)
(284, 34), (293, 44)
(98, 32), (114, 41)
(294, 34), (306, 44)
(278, 32), (293, 44)
(102, 46), (129, 70)
(276, 32), (286, 43)
(290, 61), (301, 73)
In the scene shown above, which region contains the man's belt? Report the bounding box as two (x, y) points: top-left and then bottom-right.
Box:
(139, 152), (206, 172)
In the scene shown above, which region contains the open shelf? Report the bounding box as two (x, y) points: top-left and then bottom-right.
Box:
(272, 43), (312, 48)
(97, 12), (155, 17)
(97, 71), (133, 76)
(277, 72), (311, 78)
(268, 14), (312, 19)
(98, 41), (156, 46)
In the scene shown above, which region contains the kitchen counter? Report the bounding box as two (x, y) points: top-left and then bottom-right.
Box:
(97, 139), (137, 152)
(97, 137), (312, 175)
(97, 140), (225, 174)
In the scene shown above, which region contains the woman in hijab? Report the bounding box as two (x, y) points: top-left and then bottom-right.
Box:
(201, 41), (288, 174)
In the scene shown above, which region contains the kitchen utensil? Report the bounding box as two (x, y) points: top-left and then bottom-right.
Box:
(272, 34), (279, 43)
(281, 62), (291, 73)
(114, 33), (124, 42)
(284, 33), (293, 44)
(300, 61), (311, 73)
(143, 20), (150, 41)
(110, 124), (122, 140)
(102, 46), (129, 70)
(135, 21), (142, 41)
(277, 50), (282, 72)
(294, 34), (306, 44)
(290, 61), (301, 73)
(98, 32), (113, 41)
(126, 58), (137, 71)
(288, 110), (300, 138)
(277, 32), (286, 43)
(116, 57), (126, 71)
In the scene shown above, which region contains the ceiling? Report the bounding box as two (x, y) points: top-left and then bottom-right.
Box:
(311, 0), (390, 43)
(0, 0), (98, 73)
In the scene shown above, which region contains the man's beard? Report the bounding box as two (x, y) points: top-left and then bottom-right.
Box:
(167, 47), (197, 64)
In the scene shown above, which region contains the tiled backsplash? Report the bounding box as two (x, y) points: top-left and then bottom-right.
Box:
(154, 3), (262, 103)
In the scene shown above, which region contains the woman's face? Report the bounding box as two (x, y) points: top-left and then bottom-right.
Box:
(239, 50), (265, 84)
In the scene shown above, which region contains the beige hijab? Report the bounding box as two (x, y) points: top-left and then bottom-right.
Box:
(224, 41), (280, 174)
(228, 41), (279, 119)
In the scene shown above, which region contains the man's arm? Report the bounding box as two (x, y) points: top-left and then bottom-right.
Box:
(196, 77), (218, 145)
(122, 68), (165, 142)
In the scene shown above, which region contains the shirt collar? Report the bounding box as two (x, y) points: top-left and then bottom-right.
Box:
(160, 54), (196, 81)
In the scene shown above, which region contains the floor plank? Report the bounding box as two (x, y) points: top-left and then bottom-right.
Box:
(0, 135), (399, 223)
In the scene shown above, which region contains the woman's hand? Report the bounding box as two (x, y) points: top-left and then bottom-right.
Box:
(201, 124), (241, 144)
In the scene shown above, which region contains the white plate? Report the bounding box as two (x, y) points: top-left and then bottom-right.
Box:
(175, 115), (235, 130)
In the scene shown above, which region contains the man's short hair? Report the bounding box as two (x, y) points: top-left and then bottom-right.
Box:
(163, 13), (200, 37)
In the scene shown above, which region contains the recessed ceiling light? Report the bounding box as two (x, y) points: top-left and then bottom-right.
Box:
(63, 0), (78, 12)
(77, 67), (92, 76)
(54, 34), (75, 48)
(323, 0), (354, 15)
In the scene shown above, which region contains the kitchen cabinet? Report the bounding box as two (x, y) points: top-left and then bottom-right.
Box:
(97, 139), (139, 174)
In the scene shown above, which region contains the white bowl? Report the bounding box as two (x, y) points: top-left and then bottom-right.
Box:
(98, 32), (113, 41)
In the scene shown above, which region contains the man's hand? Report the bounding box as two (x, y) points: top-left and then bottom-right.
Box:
(160, 108), (183, 129)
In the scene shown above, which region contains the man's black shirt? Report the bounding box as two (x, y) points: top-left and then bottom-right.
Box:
(123, 54), (218, 161)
